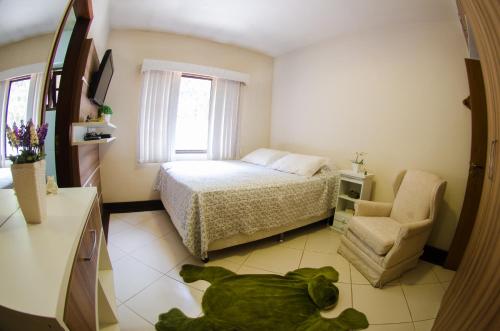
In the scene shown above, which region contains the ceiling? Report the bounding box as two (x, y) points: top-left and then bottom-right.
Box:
(0, 0), (459, 56)
(0, 0), (68, 46)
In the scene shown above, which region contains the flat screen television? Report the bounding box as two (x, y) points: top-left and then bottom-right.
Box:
(89, 49), (113, 106)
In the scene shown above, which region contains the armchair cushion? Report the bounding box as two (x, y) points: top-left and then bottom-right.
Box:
(355, 201), (393, 217)
(349, 216), (400, 255)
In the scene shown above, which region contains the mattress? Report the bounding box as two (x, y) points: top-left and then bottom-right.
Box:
(155, 160), (339, 258)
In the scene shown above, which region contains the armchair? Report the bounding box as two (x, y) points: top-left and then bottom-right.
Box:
(338, 170), (446, 287)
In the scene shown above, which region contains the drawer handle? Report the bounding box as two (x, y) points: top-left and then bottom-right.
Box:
(83, 229), (97, 261)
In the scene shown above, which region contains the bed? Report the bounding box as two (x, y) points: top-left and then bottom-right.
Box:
(155, 160), (339, 259)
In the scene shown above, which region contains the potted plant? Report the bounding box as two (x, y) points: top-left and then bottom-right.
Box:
(6, 120), (49, 224)
(351, 152), (365, 173)
(99, 105), (113, 123)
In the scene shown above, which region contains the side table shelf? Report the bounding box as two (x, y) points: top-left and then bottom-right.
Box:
(332, 170), (374, 233)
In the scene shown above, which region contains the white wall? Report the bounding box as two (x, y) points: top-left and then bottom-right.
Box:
(271, 21), (470, 250)
(100, 30), (274, 202)
(0, 34), (53, 72)
(88, 0), (111, 58)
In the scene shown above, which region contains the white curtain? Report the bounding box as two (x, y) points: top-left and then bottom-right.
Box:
(207, 79), (241, 160)
(0, 80), (8, 167)
(137, 70), (182, 163)
(27, 72), (44, 124)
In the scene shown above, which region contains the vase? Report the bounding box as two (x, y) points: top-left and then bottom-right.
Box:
(103, 114), (111, 123)
(10, 160), (47, 224)
(351, 162), (362, 173)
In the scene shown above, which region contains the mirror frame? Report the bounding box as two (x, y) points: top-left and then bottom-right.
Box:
(39, 0), (75, 125)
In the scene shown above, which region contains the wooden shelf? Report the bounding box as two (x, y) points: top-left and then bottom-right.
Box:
(72, 137), (116, 146)
(338, 194), (358, 202)
(335, 210), (354, 219)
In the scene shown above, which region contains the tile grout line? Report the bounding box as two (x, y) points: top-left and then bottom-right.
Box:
(297, 233), (309, 268)
(349, 263), (354, 309)
(121, 303), (156, 327)
(400, 282), (415, 323)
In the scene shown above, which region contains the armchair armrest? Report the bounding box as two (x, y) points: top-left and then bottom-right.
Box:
(398, 219), (433, 239)
(383, 218), (433, 269)
(354, 200), (393, 217)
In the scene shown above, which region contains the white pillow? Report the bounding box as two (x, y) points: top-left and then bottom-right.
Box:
(241, 148), (289, 166)
(269, 153), (328, 177)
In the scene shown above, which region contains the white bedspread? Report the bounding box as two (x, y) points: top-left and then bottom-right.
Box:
(155, 160), (339, 258)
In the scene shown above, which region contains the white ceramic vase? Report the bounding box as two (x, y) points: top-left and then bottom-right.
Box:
(103, 114), (111, 123)
(11, 160), (47, 224)
(352, 162), (363, 173)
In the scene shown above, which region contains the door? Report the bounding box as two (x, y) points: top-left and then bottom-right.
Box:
(445, 59), (487, 269)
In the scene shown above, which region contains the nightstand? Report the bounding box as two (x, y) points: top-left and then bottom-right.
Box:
(331, 170), (374, 233)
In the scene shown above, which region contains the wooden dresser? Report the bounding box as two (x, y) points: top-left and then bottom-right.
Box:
(0, 188), (118, 330)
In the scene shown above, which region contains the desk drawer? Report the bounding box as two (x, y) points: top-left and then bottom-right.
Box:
(64, 198), (102, 331)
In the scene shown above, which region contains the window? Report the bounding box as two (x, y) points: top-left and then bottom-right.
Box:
(175, 75), (212, 154)
(4, 77), (30, 157)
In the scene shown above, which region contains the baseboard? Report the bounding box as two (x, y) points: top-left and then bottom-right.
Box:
(103, 200), (164, 213)
(102, 200), (164, 240)
(421, 245), (448, 266)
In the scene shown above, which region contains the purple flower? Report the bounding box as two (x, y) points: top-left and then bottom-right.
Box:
(21, 122), (30, 148)
(5, 119), (49, 163)
(37, 123), (48, 146)
(12, 122), (20, 140)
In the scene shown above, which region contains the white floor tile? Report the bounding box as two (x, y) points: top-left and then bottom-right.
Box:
(112, 212), (153, 226)
(441, 281), (450, 291)
(350, 264), (370, 285)
(237, 265), (281, 275)
(167, 256), (240, 291)
(107, 243), (127, 263)
(244, 244), (302, 274)
(108, 217), (137, 237)
(403, 284), (445, 321)
(366, 323), (415, 331)
(117, 305), (155, 331)
(432, 265), (455, 283)
(320, 282), (352, 318)
(208, 243), (254, 265)
(135, 211), (175, 237)
(126, 276), (204, 324)
(113, 256), (163, 302)
(305, 228), (341, 254)
(400, 261), (439, 285)
(108, 228), (159, 253)
(414, 319), (435, 331)
(279, 230), (308, 250)
(300, 251), (351, 283)
(349, 263), (400, 286)
(131, 232), (191, 273)
(352, 284), (412, 324)
(108, 211), (447, 330)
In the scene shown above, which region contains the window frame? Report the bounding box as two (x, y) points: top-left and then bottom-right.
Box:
(174, 73), (213, 155)
(3, 75), (31, 158)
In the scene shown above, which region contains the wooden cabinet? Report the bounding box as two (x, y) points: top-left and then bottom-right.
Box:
(0, 188), (118, 331)
(64, 198), (101, 331)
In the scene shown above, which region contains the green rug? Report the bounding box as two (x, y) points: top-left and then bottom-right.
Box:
(156, 264), (369, 331)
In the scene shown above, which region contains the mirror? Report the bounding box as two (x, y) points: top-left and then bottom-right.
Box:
(0, 0), (74, 187)
(44, 8), (76, 179)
